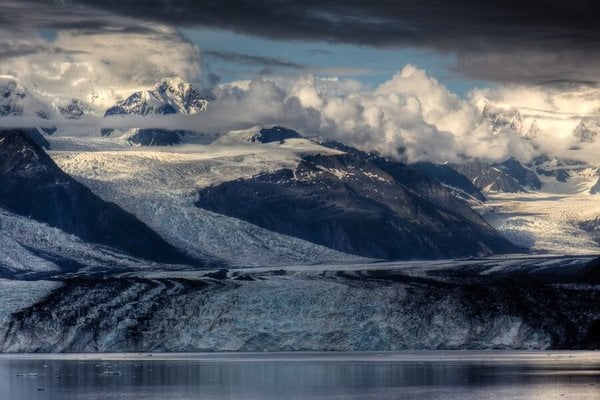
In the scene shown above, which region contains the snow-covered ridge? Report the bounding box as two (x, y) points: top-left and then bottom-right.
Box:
(215, 126), (304, 145)
(51, 139), (344, 189)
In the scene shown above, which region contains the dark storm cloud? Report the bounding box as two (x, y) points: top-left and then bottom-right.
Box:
(538, 80), (600, 89)
(42, 21), (163, 36)
(15, 1), (600, 83)
(51, 1), (600, 47)
(0, 43), (90, 60)
(0, 44), (49, 59)
(1, 1), (109, 30)
(73, 1), (600, 84)
(204, 50), (304, 70)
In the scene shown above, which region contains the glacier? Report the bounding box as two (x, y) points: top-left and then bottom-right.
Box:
(479, 169), (600, 254)
(50, 141), (368, 266)
(0, 207), (205, 278)
(0, 256), (597, 352)
(30, 116), (600, 260)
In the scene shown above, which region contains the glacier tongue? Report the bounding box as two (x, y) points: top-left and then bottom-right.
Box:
(0, 230), (59, 273)
(0, 207), (189, 275)
(1, 256), (597, 352)
(0, 279), (62, 329)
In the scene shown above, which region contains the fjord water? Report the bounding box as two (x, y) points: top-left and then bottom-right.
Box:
(1, 352), (598, 400)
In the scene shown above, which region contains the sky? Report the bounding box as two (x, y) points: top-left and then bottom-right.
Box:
(183, 27), (484, 95)
(1, 0), (600, 163)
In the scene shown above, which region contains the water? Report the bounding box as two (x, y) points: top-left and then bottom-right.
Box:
(0, 352), (598, 400)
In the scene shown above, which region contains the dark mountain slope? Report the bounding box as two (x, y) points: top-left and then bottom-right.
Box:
(412, 162), (486, 201)
(0, 129), (195, 265)
(452, 160), (525, 192)
(196, 151), (521, 260)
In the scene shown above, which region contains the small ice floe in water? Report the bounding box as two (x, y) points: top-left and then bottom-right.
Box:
(100, 370), (122, 376)
(94, 362), (111, 368)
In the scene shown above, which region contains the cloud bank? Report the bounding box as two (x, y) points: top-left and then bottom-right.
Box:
(2, 61), (600, 164)
(193, 66), (540, 163)
(0, 1), (202, 113)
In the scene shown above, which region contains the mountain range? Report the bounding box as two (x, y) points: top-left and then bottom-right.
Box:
(2, 76), (600, 265)
(1, 77), (599, 352)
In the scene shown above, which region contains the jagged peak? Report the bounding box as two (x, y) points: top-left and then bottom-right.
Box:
(155, 76), (191, 91)
(475, 97), (490, 112)
(524, 120), (541, 139)
(0, 77), (57, 122)
(104, 77), (208, 117)
(476, 98), (522, 118)
(477, 99), (523, 134)
(58, 98), (89, 120)
(573, 119), (599, 143)
(0, 76), (26, 96)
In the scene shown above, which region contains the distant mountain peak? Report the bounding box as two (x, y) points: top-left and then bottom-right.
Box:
(216, 126), (303, 145)
(524, 120), (541, 139)
(573, 120), (599, 143)
(0, 77), (57, 145)
(155, 76), (190, 92)
(0, 76), (28, 117)
(58, 98), (88, 120)
(479, 100), (524, 134)
(104, 77), (208, 117)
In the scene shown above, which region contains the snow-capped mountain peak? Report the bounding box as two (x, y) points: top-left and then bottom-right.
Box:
(58, 98), (88, 120)
(104, 77), (208, 117)
(154, 77), (209, 114)
(0, 76), (57, 147)
(573, 120), (600, 143)
(0, 76), (26, 117)
(154, 76), (193, 97)
(478, 99), (524, 134)
(524, 120), (541, 139)
(0, 76), (54, 119)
